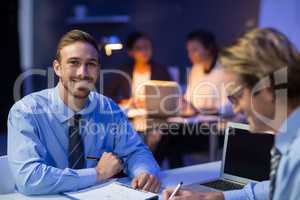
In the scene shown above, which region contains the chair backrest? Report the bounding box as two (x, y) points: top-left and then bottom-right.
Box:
(0, 156), (15, 194)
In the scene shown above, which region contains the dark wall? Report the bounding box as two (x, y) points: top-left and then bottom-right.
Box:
(1, 0), (21, 133)
(31, 0), (260, 91)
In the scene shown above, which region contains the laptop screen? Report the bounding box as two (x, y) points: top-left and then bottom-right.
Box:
(224, 127), (274, 181)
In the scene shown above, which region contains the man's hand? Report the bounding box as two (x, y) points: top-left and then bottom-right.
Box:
(163, 188), (224, 200)
(131, 172), (160, 193)
(95, 152), (123, 181)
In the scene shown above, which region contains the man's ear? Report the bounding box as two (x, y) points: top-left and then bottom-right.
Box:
(53, 59), (61, 77)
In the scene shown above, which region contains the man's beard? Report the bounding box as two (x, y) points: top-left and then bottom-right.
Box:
(61, 78), (95, 99)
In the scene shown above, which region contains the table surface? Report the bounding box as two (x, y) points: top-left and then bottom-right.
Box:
(0, 161), (221, 200)
(125, 108), (221, 123)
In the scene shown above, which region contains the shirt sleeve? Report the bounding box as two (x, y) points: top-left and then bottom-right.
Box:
(274, 140), (300, 200)
(7, 105), (97, 195)
(223, 181), (269, 200)
(107, 103), (160, 178)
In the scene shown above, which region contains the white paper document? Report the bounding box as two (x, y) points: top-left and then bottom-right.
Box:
(65, 182), (158, 200)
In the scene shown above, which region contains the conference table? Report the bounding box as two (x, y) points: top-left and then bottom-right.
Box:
(125, 108), (228, 162)
(0, 161), (221, 200)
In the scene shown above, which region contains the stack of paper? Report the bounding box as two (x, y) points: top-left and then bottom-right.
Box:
(65, 182), (158, 200)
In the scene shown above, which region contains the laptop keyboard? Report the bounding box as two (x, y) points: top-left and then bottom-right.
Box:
(201, 179), (244, 191)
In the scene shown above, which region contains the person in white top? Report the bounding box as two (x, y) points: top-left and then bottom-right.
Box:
(183, 30), (232, 116)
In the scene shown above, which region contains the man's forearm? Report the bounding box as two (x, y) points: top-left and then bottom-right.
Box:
(14, 163), (97, 195)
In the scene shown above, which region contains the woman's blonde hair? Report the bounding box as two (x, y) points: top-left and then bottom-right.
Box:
(220, 28), (300, 99)
(220, 28), (300, 79)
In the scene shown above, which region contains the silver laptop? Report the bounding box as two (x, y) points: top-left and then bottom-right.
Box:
(187, 122), (274, 192)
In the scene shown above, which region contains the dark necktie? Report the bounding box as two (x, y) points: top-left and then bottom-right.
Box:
(68, 114), (85, 169)
(269, 146), (282, 200)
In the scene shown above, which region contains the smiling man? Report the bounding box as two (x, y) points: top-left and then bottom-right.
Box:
(7, 30), (160, 195)
(164, 28), (300, 200)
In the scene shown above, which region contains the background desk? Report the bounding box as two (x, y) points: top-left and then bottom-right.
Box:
(0, 161), (221, 200)
(126, 108), (225, 167)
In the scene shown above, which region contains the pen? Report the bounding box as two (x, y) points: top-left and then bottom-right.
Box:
(87, 155), (126, 178)
(86, 156), (100, 161)
(168, 181), (183, 200)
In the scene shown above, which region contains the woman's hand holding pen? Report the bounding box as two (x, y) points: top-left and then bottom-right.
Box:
(95, 152), (123, 181)
(163, 188), (224, 200)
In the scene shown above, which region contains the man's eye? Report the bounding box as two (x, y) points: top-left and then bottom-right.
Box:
(87, 62), (98, 67)
(69, 60), (80, 65)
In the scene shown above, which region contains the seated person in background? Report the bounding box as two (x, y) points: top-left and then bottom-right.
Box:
(183, 30), (232, 116)
(164, 28), (300, 200)
(7, 29), (160, 195)
(104, 31), (171, 108)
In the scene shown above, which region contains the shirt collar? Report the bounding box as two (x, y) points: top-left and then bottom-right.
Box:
(51, 85), (94, 123)
(275, 106), (300, 154)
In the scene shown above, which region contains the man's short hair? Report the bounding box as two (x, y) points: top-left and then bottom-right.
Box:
(220, 28), (300, 100)
(55, 29), (100, 62)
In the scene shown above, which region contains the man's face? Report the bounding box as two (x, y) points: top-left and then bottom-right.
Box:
(54, 41), (99, 99)
(226, 72), (275, 132)
(186, 40), (209, 65)
(128, 38), (152, 64)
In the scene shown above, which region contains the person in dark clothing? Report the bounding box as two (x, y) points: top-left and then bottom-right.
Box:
(103, 32), (171, 159)
(104, 32), (171, 108)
